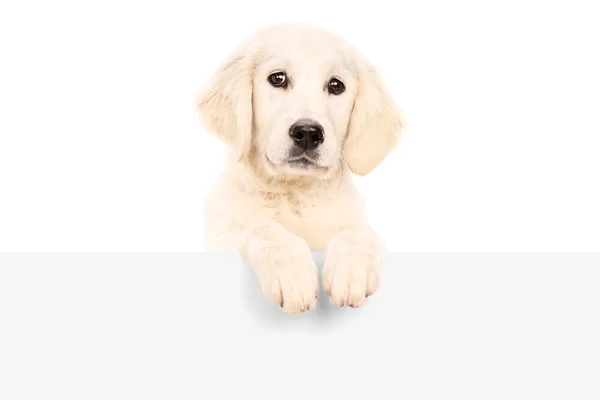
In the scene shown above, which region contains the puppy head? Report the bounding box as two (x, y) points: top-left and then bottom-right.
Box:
(198, 24), (402, 179)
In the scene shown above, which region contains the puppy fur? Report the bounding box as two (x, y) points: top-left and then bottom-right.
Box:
(198, 24), (403, 314)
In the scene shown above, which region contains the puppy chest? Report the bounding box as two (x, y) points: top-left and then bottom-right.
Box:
(269, 194), (351, 249)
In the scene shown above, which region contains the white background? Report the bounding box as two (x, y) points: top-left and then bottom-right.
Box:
(1, 253), (599, 399)
(1, 0), (599, 251)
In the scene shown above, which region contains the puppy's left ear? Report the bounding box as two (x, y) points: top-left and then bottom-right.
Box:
(197, 50), (254, 161)
(345, 64), (403, 176)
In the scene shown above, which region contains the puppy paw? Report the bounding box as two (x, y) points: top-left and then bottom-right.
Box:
(322, 232), (383, 308)
(254, 243), (319, 315)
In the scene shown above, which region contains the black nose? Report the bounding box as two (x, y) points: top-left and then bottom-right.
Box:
(289, 120), (324, 151)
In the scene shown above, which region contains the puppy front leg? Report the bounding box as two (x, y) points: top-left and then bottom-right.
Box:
(322, 226), (386, 308)
(238, 221), (319, 315)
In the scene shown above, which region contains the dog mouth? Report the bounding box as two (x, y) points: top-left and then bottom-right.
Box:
(264, 154), (330, 178)
(287, 155), (318, 168)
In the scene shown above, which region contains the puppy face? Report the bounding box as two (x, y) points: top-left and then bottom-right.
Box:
(252, 37), (357, 178)
(199, 24), (402, 179)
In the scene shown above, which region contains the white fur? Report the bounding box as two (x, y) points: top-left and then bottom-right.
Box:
(198, 24), (403, 314)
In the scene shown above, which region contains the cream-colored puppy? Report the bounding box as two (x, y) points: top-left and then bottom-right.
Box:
(198, 24), (403, 314)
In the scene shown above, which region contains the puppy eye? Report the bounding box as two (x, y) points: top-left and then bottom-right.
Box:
(327, 77), (345, 95)
(268, 71), (288, 88)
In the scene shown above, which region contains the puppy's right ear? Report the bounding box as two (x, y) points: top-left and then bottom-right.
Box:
(197, 51), (253, 161)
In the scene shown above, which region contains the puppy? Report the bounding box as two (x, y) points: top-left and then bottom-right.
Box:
(198, 24), (403, 314)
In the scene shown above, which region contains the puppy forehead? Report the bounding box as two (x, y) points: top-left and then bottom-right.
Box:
(252, 26), (354, 69)
(258, 55), (345, 78)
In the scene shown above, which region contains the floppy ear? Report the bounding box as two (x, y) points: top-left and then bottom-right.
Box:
(345, 64), (403, 176)
(197, 51), (253, 161)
